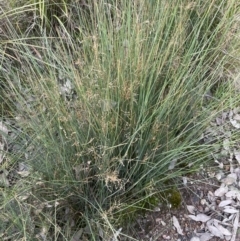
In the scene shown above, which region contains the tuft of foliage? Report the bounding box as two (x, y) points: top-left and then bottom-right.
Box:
(0, 0), (240, 240)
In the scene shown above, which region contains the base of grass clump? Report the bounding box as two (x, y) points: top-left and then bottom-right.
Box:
(112, 185), (182, 229)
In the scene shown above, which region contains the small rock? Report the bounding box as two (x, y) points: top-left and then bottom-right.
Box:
(162, 234), (170, 239)
(215, 172), (223, 180)
(161, 220), (166, 226)
(153, 207), (160, 212)
(205, 206), (210, 212)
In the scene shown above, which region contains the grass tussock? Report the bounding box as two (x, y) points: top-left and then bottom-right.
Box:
(0, 0), (240, 240)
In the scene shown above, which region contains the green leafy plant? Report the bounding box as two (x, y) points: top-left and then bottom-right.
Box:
(0, 0), (240, 240)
